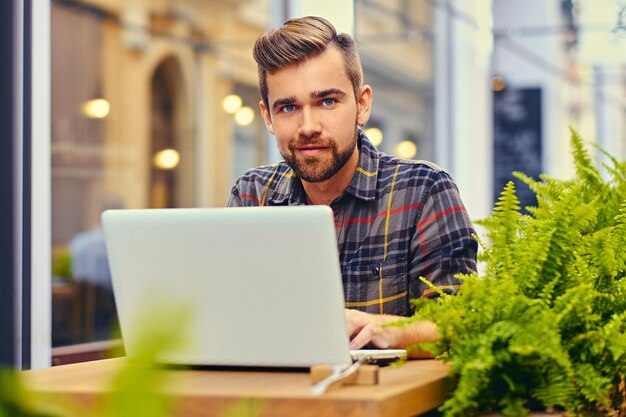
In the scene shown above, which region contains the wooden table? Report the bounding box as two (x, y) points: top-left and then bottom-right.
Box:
(22, 358), (452, 417)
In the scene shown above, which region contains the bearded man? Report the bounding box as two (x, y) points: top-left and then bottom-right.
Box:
(228, 16), (477, 355)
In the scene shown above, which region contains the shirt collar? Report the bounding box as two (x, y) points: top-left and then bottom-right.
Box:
(263, 166), (306, 206)
(343, 130), (380, 202)
(265, 130), (380, 205)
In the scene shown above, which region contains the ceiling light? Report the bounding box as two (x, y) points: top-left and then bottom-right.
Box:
(364, 127), (383, 147)
(234, 106), (255, 126)
(81, 98), (110, 119)
(222, 94), (243, 114)
(395, 141), (417, 159)
(154, 149), (180, 170)
(490, 75), (506, 92)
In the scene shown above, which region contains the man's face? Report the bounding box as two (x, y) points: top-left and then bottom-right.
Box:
(259, 45), (372, 183)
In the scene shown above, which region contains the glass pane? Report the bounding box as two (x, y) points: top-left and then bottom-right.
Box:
(355, 0), (434, 161)
(50, 0), (270, 349)
(51, 4), (115, 346)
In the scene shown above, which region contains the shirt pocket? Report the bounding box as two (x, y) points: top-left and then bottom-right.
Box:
(343, 257), (410, 316)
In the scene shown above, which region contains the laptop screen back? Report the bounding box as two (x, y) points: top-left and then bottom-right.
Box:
(102, 206), (353, 368)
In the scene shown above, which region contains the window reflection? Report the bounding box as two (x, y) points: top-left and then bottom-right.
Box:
(150, 56), (187, 209)
(49, 0), (626, 362)
(49, 0), (437, 352)
(356, 0), (434, 160)
(231, 84), (268, 185)
(50, 0), (272, 349)
(51, 3), (111, 347)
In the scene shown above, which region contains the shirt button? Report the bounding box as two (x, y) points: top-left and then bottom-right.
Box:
(372, 267), (380, 275)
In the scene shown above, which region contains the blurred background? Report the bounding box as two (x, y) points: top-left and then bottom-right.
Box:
(47, 0), (625, 361)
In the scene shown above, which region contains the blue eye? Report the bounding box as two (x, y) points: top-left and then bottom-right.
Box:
(322, 98), (335, 106)
(282, 104), (296, 113)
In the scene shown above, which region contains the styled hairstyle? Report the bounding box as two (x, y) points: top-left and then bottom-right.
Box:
(253, 16), (363, 110)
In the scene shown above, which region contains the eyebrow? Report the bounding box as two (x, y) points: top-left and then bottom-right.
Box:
(311, 88), (346, 99)
(271, 96), (296, 112)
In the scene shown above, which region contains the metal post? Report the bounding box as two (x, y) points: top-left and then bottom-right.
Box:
(0, 0), (23, 370)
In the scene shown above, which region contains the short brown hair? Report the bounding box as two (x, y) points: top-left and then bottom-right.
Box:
(253, 16), (363, 110)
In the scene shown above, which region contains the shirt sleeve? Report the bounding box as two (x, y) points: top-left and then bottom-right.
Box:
(410, 171), (478, 299)
(227, 183), (243, 207)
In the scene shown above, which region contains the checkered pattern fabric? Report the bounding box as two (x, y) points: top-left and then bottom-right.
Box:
(228, 132), (477, 316)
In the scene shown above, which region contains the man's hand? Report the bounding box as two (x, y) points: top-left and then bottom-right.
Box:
(344, 309), (439, 357)
(345, 309), (398, 349)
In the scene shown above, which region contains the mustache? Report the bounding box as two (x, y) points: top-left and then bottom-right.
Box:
(288, 136), (334, 150)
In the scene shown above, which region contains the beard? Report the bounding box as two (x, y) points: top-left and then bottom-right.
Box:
(281, 125), (359, 183)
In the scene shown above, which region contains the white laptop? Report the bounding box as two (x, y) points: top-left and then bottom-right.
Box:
(102, 206), (405, 368)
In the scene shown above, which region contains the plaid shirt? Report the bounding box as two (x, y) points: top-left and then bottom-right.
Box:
(228, 132), (477, 316)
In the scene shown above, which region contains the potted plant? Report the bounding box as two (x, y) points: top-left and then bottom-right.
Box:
(409, 129), (626, 417)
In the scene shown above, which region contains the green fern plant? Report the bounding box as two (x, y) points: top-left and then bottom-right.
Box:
(1, 304), (258, 417)
(411, 128), (626, 417)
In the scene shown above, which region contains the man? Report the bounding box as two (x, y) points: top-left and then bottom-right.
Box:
(228, 16), (477, 354)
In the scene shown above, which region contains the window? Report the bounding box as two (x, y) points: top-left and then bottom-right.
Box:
(356, 0), (434, 161)
(50, 0), (270, 353)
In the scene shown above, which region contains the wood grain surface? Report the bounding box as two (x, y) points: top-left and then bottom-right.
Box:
(22, 358), (452, 417)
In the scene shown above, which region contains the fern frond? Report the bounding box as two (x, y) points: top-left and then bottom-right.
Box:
(612, 203), (626, 273)
(569, 127), (604, 192)
(532, 174), (569, 205)
(603, 312), (626, 365)
(512, 171), (537, 188)
(553, 283), (595, 330)
(472, 232), (494, 270)
(476, 181), (521, 279)
(472, 232), (490, 254)
(589, 140), (626, 183)
(573, 363), (613, 406)
(531, 363), (578, 411)
(418, 276), (447, 298)
(532, 189), (579, 285)
(513, 225), (555, 297)
(586, 227), (618, 281)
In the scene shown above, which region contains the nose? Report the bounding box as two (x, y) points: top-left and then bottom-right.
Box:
(297, 106), (321, 139)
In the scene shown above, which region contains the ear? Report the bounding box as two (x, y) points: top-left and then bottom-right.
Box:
(259, 100), (274, 135)
(356, 85), (373, 126)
